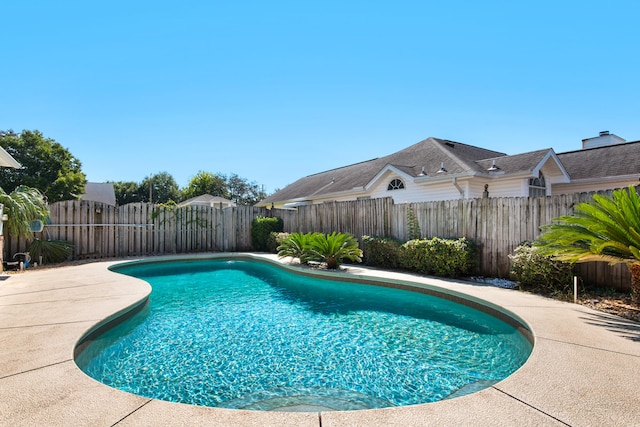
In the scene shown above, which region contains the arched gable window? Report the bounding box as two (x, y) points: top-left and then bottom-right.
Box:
(387, 178), (405, 191)
(529, 172), (547, 197)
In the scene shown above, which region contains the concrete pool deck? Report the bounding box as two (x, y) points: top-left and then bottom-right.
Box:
(1, 254), (639, 426)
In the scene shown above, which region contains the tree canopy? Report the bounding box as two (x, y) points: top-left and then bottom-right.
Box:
(182, 171), (227, 200)
(183, 171), (267, 206)
(111, 181), (142, 205)
(139, 172), (181, 204)
(0, 130), (86, 203)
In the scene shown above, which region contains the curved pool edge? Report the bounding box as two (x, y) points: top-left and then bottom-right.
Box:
(4, 253), (640, 426)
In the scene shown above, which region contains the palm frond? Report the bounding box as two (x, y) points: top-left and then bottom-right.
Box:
(535, 186), (640, 265)
(0, 186), (49, 239)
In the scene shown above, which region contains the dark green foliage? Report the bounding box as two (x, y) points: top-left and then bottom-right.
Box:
(111, 181), (143, 205)
(277, 232), (320, 263)
(0, 130), (86, 202)
(361, 235), (402, 269)
(277, 231), (363, 269)
(267, 232), (290, 253)
(140, 172), (182, 204)
(183, 171), (267, 206)
(399, 237), (478, 277)
(27, 239), (74, 264)
(306, 232), (363, 269)
(509, 242), (574, 296)
(251, 216), (284, 251)
(534, 186), (640, 304)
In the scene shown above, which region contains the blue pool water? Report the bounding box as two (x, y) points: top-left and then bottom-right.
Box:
(75, 258), (532, 411)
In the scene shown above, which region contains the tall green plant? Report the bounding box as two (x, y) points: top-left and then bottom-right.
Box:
(0, 185), (48, 239)
(251, 216), (284, 251)
(307, 232), (363, 269)
(407, 205), (421, 240)
(535, 186), (640, 304)
(277, 232), (319, 263)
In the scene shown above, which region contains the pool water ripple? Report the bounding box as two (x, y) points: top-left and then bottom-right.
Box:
(75, 259), (531, 410)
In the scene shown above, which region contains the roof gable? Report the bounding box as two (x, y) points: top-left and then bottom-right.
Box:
(180, 194), (236, 206)
(475, 149), (569, 182)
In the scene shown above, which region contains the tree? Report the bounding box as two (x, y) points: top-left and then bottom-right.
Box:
(112, 181), (143, 205)
(0, 130), (86, 202)
(139, 172), (181, 204)
(183, 171), (227, 200)
(227, 173), (267, 206)
(535, 186), (640, 304)
(182, 171), (267, 205)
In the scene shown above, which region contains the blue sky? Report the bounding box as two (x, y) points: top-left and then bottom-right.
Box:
(2, 1), (639, 194)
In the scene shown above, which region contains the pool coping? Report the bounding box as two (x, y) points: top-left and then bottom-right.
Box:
(2, 253), (640, 426)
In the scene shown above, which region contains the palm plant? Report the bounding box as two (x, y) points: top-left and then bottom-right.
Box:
(307, 232), (363, 269)
(0, 185), (49, 267)
(277, 232), (319, 264)
(0, 185), (48, 238)
(534, 186), (640, 304)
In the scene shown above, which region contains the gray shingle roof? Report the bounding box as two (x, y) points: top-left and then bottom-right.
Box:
(260, 137), (506, 204)
(557, 140), (640, 180)
(475, 149), (553, 175)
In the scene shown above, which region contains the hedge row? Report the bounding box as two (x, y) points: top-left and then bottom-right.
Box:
(362, 235), (478, 278)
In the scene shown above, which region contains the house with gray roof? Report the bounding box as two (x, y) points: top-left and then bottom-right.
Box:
(257, 132), (639, 208)
(179, 194), (236, 208)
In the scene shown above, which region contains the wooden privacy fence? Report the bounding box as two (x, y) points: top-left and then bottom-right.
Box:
(5, 191), (632, 290)
(7, 202), (267, 259)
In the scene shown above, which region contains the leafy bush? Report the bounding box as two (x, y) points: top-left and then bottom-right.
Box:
(362, 235), (402, 269)
(399, 237), (477, 277)
(251, 216), (284, 251)
(509, 242), (574, 296)
(27, 239), (74, 264)
(277, 232), (320, 263)
(267, 232), (290, 253)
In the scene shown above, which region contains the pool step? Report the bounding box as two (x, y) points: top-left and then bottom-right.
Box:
(217, 386), (394, 411)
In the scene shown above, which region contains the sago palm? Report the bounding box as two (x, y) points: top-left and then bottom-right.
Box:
(307, 232), (363, 269)
(277, 232), (319, 264)
(534, 186), (640, 304)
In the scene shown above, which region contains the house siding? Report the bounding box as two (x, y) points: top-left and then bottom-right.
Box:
(553, 178), (639, 195)
(369, 173), (464, 203)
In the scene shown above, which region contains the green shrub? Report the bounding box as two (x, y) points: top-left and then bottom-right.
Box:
(277, 232), (319, 263)
(27, 239), (74, 264)
(509, 242), (574, 296)
(267, 232), (290, 253)
(278, 231), (363, 269)
(307, 232), (363, 269)
(399, 237), (477, 277)
(362, 235), (402, 269)
(251, 216), (284, 251)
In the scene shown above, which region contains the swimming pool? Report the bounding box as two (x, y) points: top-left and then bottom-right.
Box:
(75, 257), (532, 411)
